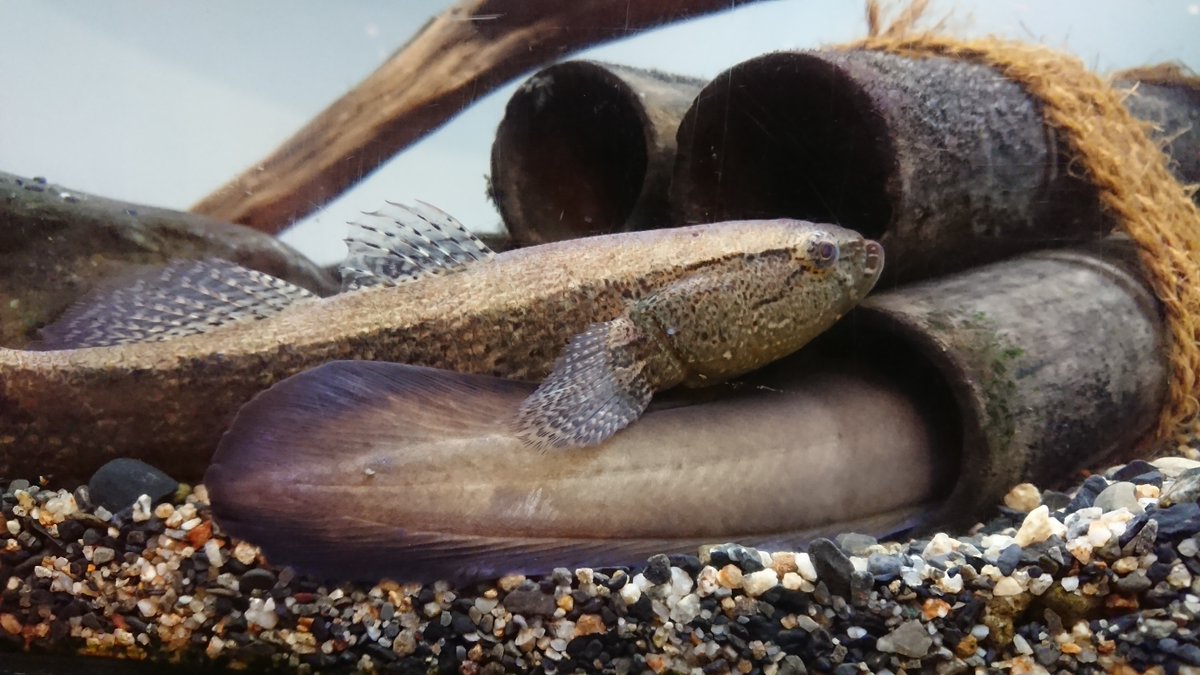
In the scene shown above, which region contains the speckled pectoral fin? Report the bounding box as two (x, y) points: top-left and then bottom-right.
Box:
(514, 318), (658, 450)
(36, 258), (315, 349)
(340, 201), (495, 291)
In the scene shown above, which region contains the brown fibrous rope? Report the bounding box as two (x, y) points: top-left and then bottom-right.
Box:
(850, 1), (1200, 442)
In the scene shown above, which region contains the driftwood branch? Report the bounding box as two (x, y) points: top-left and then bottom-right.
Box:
(191, 0), (765, 234)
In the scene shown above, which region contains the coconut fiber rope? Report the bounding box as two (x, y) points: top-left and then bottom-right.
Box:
(844, 1), (1200, 445)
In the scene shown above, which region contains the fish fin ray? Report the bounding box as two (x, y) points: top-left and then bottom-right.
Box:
(514, 319), (654, 450)
(37, 258), (314, 349)
(340, 201), (494, 291)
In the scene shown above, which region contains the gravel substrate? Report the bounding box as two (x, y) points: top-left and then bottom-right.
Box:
(3, 453), (1200, 674)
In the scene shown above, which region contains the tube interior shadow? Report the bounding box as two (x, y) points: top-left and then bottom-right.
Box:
(491, 62), (704, 244)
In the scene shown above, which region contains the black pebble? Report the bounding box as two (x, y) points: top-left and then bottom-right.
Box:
(996, 544), (1022, 576)
(849, 570), (873, 608)
(668, 553), (702, 576)
(1150, 503), (1200, 540)
(709, 544), (765, 573)
(1112, 460), (1157, 482)
(87, 458), (179, 512)
(1040, 489), (1072, 511)
(643, 554), (672, 585)
(238, 568), (276, 594)
(1065, 475), (1110, 512)
(501, 588), (557, 617)
(80, 527), (101, 547)
(626, 594), (655, 622)
(809, 539), (853, 598)
(867, 553), (902, 579)
(56, 519), (84, 543)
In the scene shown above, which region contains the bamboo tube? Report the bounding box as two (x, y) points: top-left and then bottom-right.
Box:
(851, 238), (1166, 527)
(1114, 70), (1200, 189)
(490, 62), (705, 245)
(672, 50), (1113, 284)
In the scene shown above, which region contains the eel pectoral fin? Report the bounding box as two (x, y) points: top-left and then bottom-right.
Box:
(339, 200), (495, 291)
(513, 317), (657, 450)
(37, 258), (315, 349)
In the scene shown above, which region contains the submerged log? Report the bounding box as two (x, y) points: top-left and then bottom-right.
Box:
(191, 0), (764, 234)
(0, 172), (335, 348)
(491, 62), (705, 244)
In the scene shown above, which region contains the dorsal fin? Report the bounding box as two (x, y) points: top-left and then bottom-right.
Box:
(37, 258), (316, 349)
(339, 201), (495, 291)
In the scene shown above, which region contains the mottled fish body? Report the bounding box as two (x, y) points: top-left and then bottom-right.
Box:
(0, 205), (881, 483)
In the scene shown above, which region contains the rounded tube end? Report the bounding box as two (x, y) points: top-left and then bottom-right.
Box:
(672, 52), (895, 240)
(491, 62), (650, 244)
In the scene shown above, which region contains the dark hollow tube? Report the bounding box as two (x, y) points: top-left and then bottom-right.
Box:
(672, 50), (1119, 284)
(848, 238), (1167, 528)
(490, 61), (704, 245)
(1114, 70), (1200, 189)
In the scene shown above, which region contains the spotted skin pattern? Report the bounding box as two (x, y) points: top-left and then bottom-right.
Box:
(516, 229), (883, 449)
(0, 218), (881, 483)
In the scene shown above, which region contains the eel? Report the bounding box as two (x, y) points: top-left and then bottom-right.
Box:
(206, 355), (940, 583)
(0, 204), (882, 485)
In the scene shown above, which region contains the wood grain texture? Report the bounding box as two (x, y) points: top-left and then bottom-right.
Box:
(191, 0), (762, 234)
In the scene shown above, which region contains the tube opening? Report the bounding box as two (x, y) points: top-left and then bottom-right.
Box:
(674, 53), (894, 239)
(492, 62), (649, 243)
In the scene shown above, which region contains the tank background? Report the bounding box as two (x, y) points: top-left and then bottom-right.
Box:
(1, 0), (1197, 265)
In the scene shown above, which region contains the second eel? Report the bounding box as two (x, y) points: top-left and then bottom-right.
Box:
(0, 203), (882, 484)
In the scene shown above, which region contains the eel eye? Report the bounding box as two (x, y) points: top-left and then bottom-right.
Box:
(813, 240), (839, 268)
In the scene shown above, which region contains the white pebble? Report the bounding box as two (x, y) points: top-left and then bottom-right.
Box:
(1086, 520), (1114, 548)
(131, 494), (152, 522)
(137, 598), (159, 618)
(5, 520), (18, 535)
(993, 576), (1023, 597)
(1151, 456), (1200, 477)
(1014, 506), (1066, 547)
(971, 624), (990, 640)
(782, 572), (815, 593)
(619, 581), (641, 605)
(670, 593), (701, 624)
(1179, 538), (1199, 558)
(1012, 633), (1033, 655)
(696, 566), (720, 597)
(847, 626), (867, 640)
(742, 569), (780, 597)
(1028, 574), (1053, 596)
(795, 553), (818, 582)
(923, 533), (956, 558)
(1003, 482), (1042, 512)
(1060, 576), (1080, 592)
(204, 540), (223, 567)
(245, 597), (278, 630)
(937, 574), (964, 594)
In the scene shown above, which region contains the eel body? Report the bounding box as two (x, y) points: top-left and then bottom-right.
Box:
(207, 358), (937, 582)
(1, 217), (880, 484)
